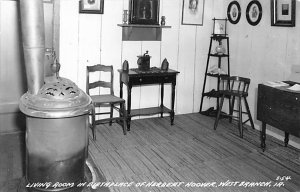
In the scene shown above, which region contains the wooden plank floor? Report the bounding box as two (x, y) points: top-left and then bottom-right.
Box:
(0, 113), (299, 192)
(88, 113), (300, 192)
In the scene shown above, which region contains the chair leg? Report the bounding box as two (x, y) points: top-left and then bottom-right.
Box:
(214, 95), (225, 130)
(109, 104), (113, 126)
(244, 97), (255, 130)
(229, 96), (235, 123)
(91, 106), (96, 141)
(121, 102), (127, 135)
(238, 96), (243, 138)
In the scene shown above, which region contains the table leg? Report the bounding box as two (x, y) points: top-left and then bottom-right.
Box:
(160, 83), (164, 118)
(284, 132), (289, 147)
(170, 82), (176, 125)
(261, 122), (266, 151)
(127, 85), (132, 131)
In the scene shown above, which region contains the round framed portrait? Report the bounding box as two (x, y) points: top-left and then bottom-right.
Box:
(227, 1), (241, 24)
(246, 0), (262, 26)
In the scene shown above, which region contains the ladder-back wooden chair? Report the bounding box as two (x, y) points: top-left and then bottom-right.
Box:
(214, 76), (255, 138)
(86, 64), (126, 140)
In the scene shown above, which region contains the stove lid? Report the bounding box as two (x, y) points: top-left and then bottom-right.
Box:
(19, 77), (93, 118)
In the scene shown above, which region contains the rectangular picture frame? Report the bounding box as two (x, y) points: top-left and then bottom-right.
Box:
(129, 0), (160, 25)
(213, 18), (227, 36)
(79, 0), (104, 14)
(271, 0), (295, 27)
(182, 0), (205, 25)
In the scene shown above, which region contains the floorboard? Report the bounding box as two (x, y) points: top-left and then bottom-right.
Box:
(0, 113), (299, 192)
(89, 113), (300, 192)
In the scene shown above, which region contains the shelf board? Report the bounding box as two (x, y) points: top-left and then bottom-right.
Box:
(203, 91), (221, 98)
(130, 106), (171, 117)
(209, 53), (229, 57)
(199, 107), (228, 118)
(117, 24), (171, 41)
(206, 73), (229, 77)
(211, 35), (228, 39)
(117, 24), (171, 28)
(203, 91), (231, 99)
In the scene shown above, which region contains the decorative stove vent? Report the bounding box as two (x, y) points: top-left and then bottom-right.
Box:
(39, 80), (79, 100)
(19, 75), (92, 119)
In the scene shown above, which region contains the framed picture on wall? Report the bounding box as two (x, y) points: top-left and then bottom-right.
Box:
(79, 0), (104, 14)
(246, 0), (262, 26)
(129, 0), (160, 25)
(271, 0), (295, 27)
(227, 1), (241, 24)
(182, 0), (205, 25)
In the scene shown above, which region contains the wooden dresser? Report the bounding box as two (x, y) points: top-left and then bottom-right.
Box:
(257, 83), (300, 151)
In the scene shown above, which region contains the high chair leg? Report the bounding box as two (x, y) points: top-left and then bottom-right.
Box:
(244, 97), (255, 130)
(238, 96), (243, 138)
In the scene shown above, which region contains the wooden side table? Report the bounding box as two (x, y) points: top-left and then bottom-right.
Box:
(118, 67), (179, 130)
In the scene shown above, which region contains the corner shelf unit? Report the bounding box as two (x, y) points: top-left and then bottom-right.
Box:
(199, 35), (230, 116)
(117, 24), (171, 41)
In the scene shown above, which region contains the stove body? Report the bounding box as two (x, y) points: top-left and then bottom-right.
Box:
(18, 0), (93, 191)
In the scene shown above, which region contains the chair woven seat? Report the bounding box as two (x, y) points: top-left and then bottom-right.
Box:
(91, 95), (125, 104)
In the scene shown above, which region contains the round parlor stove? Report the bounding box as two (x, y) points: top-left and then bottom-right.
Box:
(19, 77), (93, 192)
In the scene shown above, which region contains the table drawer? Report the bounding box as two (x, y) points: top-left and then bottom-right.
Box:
(130, 75), (176, 85)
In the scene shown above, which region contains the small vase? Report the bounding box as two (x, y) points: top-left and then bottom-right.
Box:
(122, 10), (128, 24)
(161, 16), (166, 26)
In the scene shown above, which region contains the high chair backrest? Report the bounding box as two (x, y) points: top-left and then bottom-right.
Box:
(86, 64), (114, 96)
(219, 76), (250, 94)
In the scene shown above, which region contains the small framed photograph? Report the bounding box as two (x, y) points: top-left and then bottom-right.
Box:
(213, 19), (227, 36)
(227, 1), (241, 24)
(182, 0), (205, 26)
(271, 0), (295, 27)
(246, 0), (262, 26)
(129, 0), (160, 25)
(79, 0), (104, 14)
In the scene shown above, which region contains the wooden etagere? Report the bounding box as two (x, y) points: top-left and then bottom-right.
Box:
(199, 34), (230, 116)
